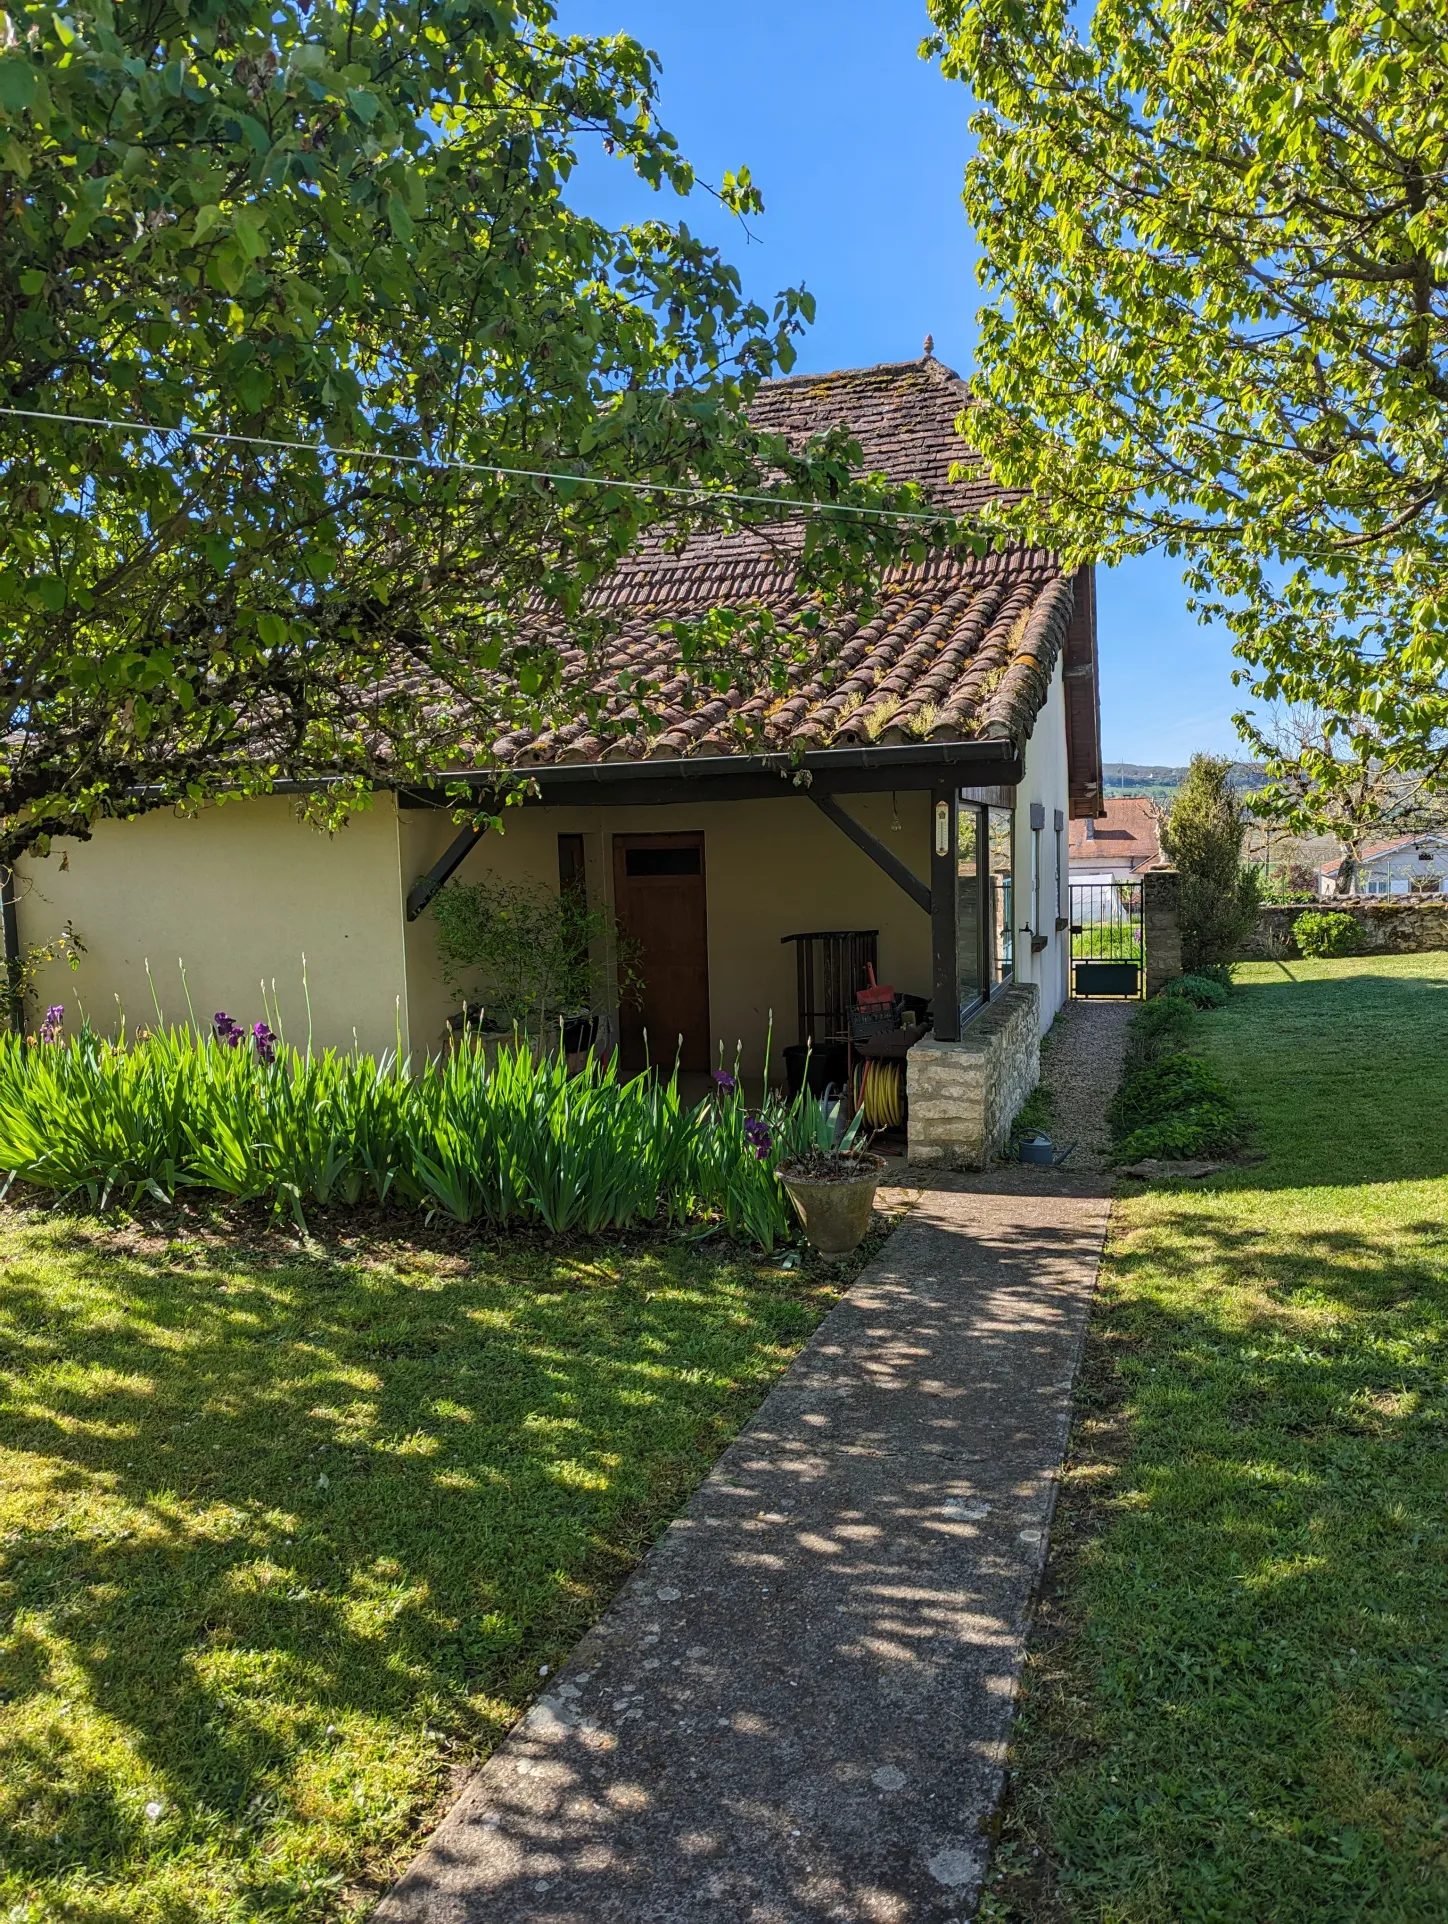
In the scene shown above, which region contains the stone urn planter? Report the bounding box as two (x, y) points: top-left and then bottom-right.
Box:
(778, 1151), (885, 1260)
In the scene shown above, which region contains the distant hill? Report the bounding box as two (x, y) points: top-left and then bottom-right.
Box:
(1103, 762), (1265, 807)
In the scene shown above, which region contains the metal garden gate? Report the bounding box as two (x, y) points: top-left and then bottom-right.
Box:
(1069, 880), (1145, 997)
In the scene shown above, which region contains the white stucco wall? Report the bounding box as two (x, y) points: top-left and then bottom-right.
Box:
(17, 796), (412, 1056)
(1011, 651), (1072, 1032)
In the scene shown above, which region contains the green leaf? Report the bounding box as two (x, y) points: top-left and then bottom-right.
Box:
(232, 211), (267, 260)
(0, 59), (38, 114)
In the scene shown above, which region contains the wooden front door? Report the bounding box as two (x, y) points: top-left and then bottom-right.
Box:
(612, 833), (710, 1074)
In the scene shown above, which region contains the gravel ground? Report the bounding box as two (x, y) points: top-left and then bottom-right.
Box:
(1038, 998), (1135, 1173)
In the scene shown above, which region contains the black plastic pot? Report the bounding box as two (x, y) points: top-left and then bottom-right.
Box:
(783, 1041), (849, 1099)
(560, 1014), (596, 1054)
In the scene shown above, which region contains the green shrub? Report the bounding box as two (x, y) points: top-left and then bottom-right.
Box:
(1115, 1101), (1247, 1163)
(0, 1026), (838, 1251)
(1134, 995), (1200, 1041)
(1293, 909), (1364, 959)
(1109, 1042), (1248, 1162)
(1161, 972), (1232, 1009)
(1122, 993), (1197, 1075)
(1110, 1052), (1233, 1136)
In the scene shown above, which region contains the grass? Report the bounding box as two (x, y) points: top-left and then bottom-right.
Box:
(0, 1207), (881, 1922)
(985, 955), (1448, 1922)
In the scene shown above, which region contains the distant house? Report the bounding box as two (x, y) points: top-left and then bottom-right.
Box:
(1068, 797), (1162, 884)
(1319, 835), (1448, 897)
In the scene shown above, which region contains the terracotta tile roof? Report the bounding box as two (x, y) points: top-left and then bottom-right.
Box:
(488, 357), (1079, 770)
(1068, 797), (1162, 867)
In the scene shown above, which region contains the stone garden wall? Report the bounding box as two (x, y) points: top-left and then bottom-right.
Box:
(1246, 899), (1448, 959)
(907, 983), (1040, 1168)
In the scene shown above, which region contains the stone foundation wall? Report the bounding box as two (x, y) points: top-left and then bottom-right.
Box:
(1247, 899), (1448, 959)
(907, 983), (1040, 1168)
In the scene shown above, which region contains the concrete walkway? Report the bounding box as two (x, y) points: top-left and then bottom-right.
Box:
(376, 1170), (1110, 1924)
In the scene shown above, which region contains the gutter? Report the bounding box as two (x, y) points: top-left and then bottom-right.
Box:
(393, 737), (1023, 808)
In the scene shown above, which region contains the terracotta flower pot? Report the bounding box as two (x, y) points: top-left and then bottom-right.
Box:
(778, 1153), (885, 1259)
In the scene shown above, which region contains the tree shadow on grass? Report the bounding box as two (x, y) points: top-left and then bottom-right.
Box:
(0, 1226), (828, 1906)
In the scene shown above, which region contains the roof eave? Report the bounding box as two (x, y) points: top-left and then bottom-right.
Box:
(399, 737), (1022, 808)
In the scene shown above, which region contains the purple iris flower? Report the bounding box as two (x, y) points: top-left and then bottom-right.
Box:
(743, 1116), (773, 1162)
(38, 1004), (64, 1044)
(212, 1012), (245, 1048)
(252, 1020), (277, 1064)
(712, 1069), (737, 1094)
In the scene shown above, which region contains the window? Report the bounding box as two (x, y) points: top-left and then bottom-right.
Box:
(624, 846), (700, 877)
(956, 802), (983, 1024)
(1363, 875), (1389, 895)
(1054, 808), (1065, 924)
(951, 793), (1016, 1031)
(989, 806), (1014, 982)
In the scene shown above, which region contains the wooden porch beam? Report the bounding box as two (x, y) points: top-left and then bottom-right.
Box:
(405, 820), (487, 922)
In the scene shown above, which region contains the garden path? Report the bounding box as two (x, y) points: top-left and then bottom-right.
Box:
(1037, 997), (1134, 1172)
(374, 1163), (1112, 1924)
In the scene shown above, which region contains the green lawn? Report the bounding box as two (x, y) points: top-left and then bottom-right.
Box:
(987, 955), (1448, 1923)
(0, 1214), (862, 1922)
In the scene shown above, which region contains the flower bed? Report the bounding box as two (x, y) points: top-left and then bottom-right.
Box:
(1109, 989), (1249, 1162)
(0, 1020), (837, 1250)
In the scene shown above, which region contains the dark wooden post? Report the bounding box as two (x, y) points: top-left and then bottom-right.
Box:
(930, 783), (959, 1041)
(1, 866), (23, 1036)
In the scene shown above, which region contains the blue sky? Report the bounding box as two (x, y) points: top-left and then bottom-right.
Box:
(555, 0), (1247, 765)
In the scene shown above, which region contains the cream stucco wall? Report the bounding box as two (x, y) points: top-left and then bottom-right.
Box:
(401, 791), (933, 1080)
(1010, 651), (1072, 1032)
(17, 796), (412, 1056)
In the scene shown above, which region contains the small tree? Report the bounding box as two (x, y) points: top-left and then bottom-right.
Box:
(0, 3), (940, 871)
(431, 873), (635, 1042)
(1238, 704), (1448, 898)
(1159, 755), (1261, 972)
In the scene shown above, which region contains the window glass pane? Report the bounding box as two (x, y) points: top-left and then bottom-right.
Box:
(989, 806), (1014, 980)
(624, 846), (700, 877)
(956, 800), (982, 1020)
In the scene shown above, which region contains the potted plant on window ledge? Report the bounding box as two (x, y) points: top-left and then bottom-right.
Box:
(777, 1105), (885, 1260)
(430, 872), (638, 1062)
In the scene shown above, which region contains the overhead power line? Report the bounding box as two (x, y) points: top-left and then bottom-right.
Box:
(0, 405), (957, 528)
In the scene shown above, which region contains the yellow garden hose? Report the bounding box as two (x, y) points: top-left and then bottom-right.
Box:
(859, 1058), (905, 1130)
